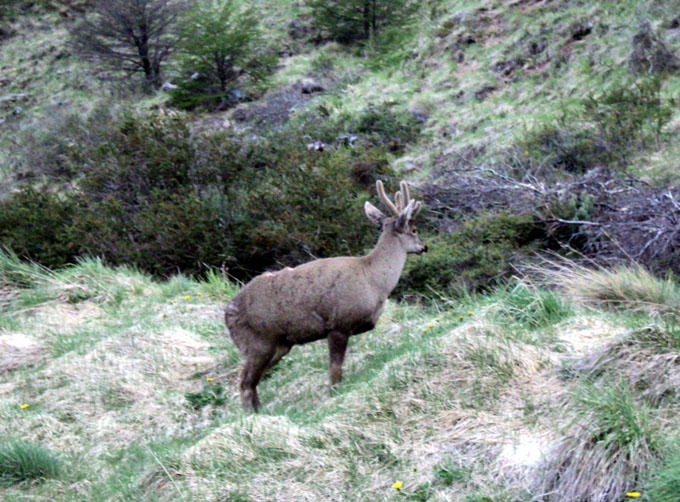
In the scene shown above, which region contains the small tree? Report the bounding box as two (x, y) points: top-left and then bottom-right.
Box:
(308, 0), (415, 44)
(70, 0), (183, 89)
(170, 0), (275, 109)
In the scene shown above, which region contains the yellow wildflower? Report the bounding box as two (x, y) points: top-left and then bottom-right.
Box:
(206, 377), (213, 382)
(20, 404), (29, 409)
(434, 317), (439, 322)
(626, 493), (641, 498)
(184, 295), (191, 299)
(459, 315), (464, 320)
(392, 481), (403, 490)
(423, 328), (428, 333)
(427, 323), (434, 328)
(468, 311), (473, 315)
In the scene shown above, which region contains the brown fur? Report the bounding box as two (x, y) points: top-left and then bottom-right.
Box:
(225, 180), (426, 410)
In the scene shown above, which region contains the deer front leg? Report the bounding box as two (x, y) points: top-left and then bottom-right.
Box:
(328, 331), (349, 387)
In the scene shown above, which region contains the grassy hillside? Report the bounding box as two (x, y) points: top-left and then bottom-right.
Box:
(2, 2), (680, 499)
(2, 252), (680, 501)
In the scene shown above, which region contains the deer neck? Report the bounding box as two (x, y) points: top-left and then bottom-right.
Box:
(363, 229), (407, 295)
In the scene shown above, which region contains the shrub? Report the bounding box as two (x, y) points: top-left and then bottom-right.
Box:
(6, 105), (117, 181)
(583, 76), (675, 166)
(230, 143), (394, 273)
(0, 187), (78, 269)
(395, 212), (540, 298)
(0, 439), (62, 486)
(2, 111), (398, 278)
(185, 382), (228, 409)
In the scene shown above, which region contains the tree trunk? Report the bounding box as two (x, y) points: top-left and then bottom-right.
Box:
(363, 0), (370, 40)
(371, 0), (377, 36)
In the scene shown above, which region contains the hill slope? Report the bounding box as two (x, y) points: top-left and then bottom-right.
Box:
(2, 254), (680, 501)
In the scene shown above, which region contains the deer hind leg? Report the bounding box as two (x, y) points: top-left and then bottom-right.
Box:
(240, 346), (275, 412)
(327, 331), (349, 387)
(265, 344), (292, 373)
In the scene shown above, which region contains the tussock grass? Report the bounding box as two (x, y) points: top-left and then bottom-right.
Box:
(0, 439), (62, 486)
(534, 379), (659, 502)
(0, 250), (150, 312)
(537, 260), (680, 317)
(567, 323), (680, 406)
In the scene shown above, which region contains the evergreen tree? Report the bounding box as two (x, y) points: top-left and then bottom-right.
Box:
(171, 0), (275, 109)
(308, 0), (415, 44)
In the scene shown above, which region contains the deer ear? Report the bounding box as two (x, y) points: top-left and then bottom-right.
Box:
(364, 201), (386, 227)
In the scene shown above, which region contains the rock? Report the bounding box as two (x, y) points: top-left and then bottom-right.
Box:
(229, 88), (247, 101)
(629, 21), (679, 73)
(337, 134), (357, 147)
(300, 78), (325, 94)
(0, 93), (26, 103)
(306, 140), (327, 151)
(408, 105), (430, 125)
(161, 81), (177, 91)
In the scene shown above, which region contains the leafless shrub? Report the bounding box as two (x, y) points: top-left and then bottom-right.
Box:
(69, 0), (184, 88)
(425, 148), (680, 276)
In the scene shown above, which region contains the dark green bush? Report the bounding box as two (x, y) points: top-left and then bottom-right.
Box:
(584, 75), (675, 167)
(395, 212), (541, 298)
(234, 145), (391, 272)
(520, 123), (606, 173)
(1, 111), (397, 278)
(0, 187), (78, 269)
(7, 105), (116, 181)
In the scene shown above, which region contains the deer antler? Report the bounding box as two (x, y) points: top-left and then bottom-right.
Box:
(376, 180), (399, 216)
(377, 180), (422, 218)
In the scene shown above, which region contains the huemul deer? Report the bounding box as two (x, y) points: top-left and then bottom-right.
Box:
(224, 180), (427, 410)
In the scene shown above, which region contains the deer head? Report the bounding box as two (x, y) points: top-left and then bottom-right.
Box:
(364, 180), (427, 255)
